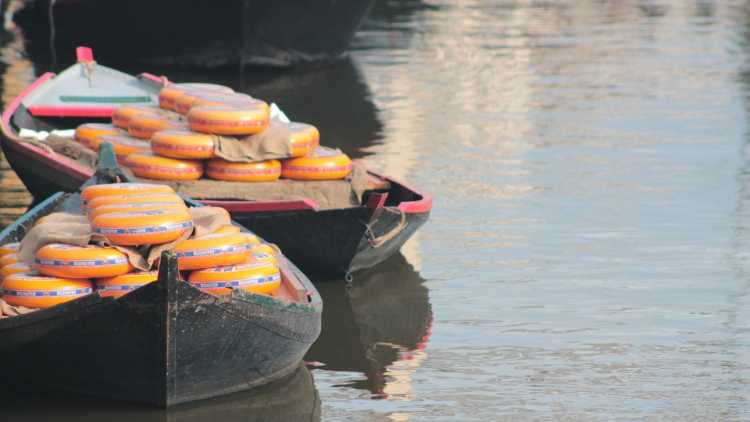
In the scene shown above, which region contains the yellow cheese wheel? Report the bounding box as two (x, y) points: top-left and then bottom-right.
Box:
(34, 243), (132, 279)
(188, 260), (281, 296)
(88, 202), (187, 221)
(92, 209), (194, 246)
(159, 83), (234, 111)
(96, 271), (159, 298)
(0, 262), (31, 279)
(236, 233), (261, 251)
(151, 130), (215, 159)
(173, 233), (249, 270)
(0, 253), (19, 267)
(96, 134), (151, 159)
(206, 159), (281, 182)
(175, 91), (254, 115)
(281, 147), (353, 180)
(2, 273), (92, 308)
(74, 123), (124, 150)
(86, 192), (184, 211)
(111, 105), (164, 129)
(187, 102), (270, 135)
(125, 153), (204, 181)
(81, 182), (175, 202)
(212, 225), (241, 235)
(0, 242), (20, 257)
(127, 113), (186, 140)
(249, 243), (278, 264)
(272, 121), (320, 157)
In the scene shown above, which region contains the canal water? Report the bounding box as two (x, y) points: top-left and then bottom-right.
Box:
(1, 0), (750, 420)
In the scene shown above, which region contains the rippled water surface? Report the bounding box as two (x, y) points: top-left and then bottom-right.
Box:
(2, 0), (750, 420)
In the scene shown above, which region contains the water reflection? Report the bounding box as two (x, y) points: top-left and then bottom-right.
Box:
(0, 364), (320, 422)
(307, 254), (432, 399)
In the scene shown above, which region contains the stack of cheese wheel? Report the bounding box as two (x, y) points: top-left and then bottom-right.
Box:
(281, 147), (353, 181)
(83, 183), (193, 246)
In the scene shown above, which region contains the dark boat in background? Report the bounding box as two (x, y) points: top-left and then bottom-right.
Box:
(0, 49), (432, 276)
(7, 0), (375, 68)
(0, 364), (320, 422)
(306, 254), (432, 397)
(0, 144), (323, 407)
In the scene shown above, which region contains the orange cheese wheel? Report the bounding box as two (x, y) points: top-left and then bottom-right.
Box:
(206, 159), (281, 182)
(0, 242), (20, 257)
(125, 153), (204, 181)
(281, 147), (353, 180)
(86, 192), (184, 211)
(96, 134), (151, 159)
(187, 102), (270, 135)
(271, 121), (320, 157)
(249, 244), (278, 264)
(2, 273), (92, 308)
(75, 123), (124, 150)
(212, 225), (241, 235)
(175, 91), (254, 115)
(188, 260), (281, 296)
(88, 202), (187, 221)
(0, 253), (19, 267)
(151, 130), (215, 159)
(127, 113), (186, 140)
(173, 233), (249, 270)
(81, 182), (175, 202)
(111, 105), (164, 129)
(159, 84), (234, 111)
(96, 271), (158, 298)
(92, 209), (194, 246)
(34, 244), (132, 279)
(1, 262), (31, 279)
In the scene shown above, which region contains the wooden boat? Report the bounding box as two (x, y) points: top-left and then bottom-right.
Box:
(0, 364), (320, 421)
(8, 0), (375, 68)
(306, 254), (432, 396)
(0, 144), (322, 407)
(0, 48), (432, 277)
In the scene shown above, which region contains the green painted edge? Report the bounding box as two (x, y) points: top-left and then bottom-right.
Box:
(59, 95), (151, 103)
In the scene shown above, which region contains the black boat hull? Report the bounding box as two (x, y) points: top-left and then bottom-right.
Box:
(12, 0), (375, 68)
(234, 205), (430, 277)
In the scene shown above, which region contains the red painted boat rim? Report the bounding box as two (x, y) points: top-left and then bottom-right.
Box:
(0, 65), (432, 215)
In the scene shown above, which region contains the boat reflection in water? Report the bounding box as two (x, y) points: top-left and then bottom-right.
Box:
(306, 253), (432, 398)
(9, 0), (374, 69)
(0, 364), (320, 422)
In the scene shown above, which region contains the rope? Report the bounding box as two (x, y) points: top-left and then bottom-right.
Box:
(364, 207), (408, 248)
